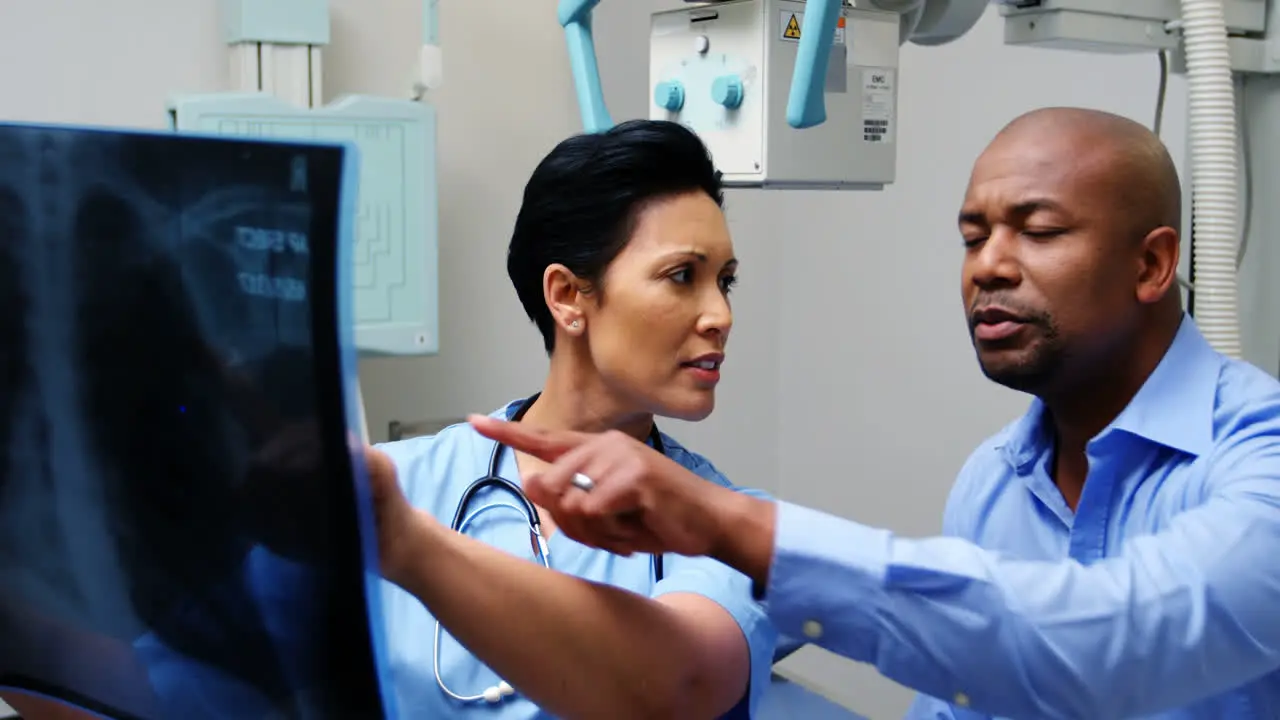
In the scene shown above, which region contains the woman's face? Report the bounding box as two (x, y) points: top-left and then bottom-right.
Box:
(579, 190), (737, 422)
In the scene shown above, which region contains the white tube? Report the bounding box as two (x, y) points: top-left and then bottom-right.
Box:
(1180, 0), (1242, 358)
(416, 0), (443, 95)
(354, 380), (371, 445)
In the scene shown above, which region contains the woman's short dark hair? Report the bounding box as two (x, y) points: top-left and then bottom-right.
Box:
(507, 119), (724, 353)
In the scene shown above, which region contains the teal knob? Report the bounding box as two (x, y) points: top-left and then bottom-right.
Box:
(654, 81), (685, 112)
(711, 75), (744, 109)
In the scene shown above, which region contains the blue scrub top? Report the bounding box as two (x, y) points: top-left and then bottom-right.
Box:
(133, 399), (777, 719)
(376, 398), (778, 719)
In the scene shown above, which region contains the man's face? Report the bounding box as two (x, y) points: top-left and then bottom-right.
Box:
(958, 131), (1139, 393)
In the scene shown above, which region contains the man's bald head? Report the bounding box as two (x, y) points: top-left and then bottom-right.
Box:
(958, 106), (1185, 399)
(987, 107), (1182, 237)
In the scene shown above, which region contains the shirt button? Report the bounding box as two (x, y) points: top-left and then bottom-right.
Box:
(953, 692), (970, 707)
(801, 620), (824, 639)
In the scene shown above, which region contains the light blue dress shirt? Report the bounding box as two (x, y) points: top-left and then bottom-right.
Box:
(373, 398), (778, 719)
(765, 317), (1280, 719)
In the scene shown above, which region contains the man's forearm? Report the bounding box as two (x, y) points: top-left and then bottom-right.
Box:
(396, 515), (720, 720)
(761, 498), (1280, 719)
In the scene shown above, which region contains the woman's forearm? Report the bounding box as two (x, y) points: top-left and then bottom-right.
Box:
(395, 514), (723, 720)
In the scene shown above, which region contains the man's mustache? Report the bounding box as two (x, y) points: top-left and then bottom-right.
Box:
(967, 297), (1046, 330)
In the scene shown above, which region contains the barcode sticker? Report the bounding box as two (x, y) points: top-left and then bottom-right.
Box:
(861, 69), (895, 144)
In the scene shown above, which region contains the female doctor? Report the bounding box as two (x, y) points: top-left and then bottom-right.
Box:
(362, 119), (777, 720)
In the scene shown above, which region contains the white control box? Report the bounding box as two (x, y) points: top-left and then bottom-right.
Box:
(650, 0), (901, 190)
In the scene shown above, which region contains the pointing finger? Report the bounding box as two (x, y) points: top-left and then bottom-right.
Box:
(467, 415), (591, 462)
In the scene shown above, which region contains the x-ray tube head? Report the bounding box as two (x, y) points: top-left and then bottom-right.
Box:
(649, 0), (902, 190)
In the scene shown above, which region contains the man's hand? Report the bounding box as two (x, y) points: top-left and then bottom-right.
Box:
(467, 416), (740, 560)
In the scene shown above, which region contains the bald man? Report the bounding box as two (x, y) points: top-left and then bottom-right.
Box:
(460, 106), (1280, 718)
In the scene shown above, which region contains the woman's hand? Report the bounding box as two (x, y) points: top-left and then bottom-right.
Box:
(362, 447), (435, 589)
(243, 437), (437, 588)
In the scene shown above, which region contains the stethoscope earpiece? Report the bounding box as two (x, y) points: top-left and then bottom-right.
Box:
(482, 681), (515, 703)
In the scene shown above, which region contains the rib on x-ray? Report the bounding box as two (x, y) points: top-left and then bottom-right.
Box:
(0, 123), (390, 719)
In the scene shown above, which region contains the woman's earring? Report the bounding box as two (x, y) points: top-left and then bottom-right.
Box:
(570, 320), (580, 329)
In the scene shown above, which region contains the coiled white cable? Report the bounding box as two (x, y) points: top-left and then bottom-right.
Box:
(1179, 0), (1242, 358)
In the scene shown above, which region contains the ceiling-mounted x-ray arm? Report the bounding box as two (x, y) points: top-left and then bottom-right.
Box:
(786, 0), (841, 128)
(559, 0), (613, 133)
(558, 0), (843, 132)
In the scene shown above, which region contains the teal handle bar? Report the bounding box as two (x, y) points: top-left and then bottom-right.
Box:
(559, 0), (612, 133)
(558, 0), (839, 133)
(786, 0), (840, 129)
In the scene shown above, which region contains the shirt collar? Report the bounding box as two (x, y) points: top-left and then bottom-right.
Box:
(498, 398), (525, 420)
(1001, 315), (1222, 469)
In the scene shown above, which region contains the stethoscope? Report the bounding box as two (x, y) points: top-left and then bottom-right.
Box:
(434, 393), (667, 705)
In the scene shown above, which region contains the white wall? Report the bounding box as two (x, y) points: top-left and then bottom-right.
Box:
(0, 1), (1186, 718)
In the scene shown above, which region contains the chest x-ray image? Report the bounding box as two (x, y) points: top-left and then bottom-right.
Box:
(0, 123), (391, 719)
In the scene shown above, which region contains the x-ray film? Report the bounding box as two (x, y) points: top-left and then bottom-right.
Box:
(0, 123), (391, 719)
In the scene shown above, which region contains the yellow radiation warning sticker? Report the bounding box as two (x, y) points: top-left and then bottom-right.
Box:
(779, 11), (846, 43)
(783, 12), (802, 40)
